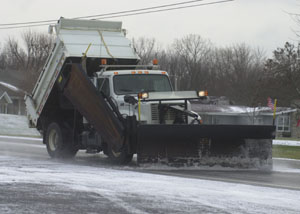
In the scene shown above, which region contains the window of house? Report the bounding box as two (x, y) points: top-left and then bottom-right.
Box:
(277, 115), (290, 132)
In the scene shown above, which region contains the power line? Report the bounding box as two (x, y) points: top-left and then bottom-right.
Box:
(96, 0), (234, 20)
(0, 0), (234, 30)
(0, 23), (52, 30)
(66, 0), (213, 23)
(0, 0), (210, 26)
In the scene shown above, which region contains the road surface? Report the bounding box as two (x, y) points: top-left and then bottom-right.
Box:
(0, 135), (300, 214)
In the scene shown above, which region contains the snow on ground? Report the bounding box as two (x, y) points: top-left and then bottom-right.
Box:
(273, 140), (300, 147)
(0, 135), (42, 142)
(0, 155), (300, 214)
(0, 114), (40, 137)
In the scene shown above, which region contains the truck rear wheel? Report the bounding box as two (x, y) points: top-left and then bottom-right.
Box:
(45, 122), (78, 158)
(107, 143), (133, 164)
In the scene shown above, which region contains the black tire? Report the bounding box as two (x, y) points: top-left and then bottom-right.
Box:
(45, 122), (78, 158)
(106, 143), (133, 164)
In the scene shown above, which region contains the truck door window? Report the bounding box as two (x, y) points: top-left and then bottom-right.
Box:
(98, 78), (110, 97)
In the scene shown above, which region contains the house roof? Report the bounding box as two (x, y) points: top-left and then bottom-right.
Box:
(0, 92), (13, 104)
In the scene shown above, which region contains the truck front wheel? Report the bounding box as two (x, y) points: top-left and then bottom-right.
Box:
(45, 122), (78, 158)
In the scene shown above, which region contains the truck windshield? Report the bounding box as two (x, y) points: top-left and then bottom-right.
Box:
(113, 74), (172, 95)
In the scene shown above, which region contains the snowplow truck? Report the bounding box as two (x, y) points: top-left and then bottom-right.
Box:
(25, 18), (275, 168)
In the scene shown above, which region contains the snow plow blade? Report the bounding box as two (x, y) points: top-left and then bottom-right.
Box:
(137, 124), (275, 168)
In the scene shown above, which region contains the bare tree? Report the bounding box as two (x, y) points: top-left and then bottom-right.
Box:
(264, 42), (300, 106)
(5, 37), (26, 70)
(1, 30), (54, 91)
(172, 34), (213, 90)
(207, 44), (267, 106)
(132, 35), (268, 106)
(22, 30), (54, 74)
(156, 49), (186, 90)
(132, 37), (157, 64)
(0, 45), (6, 71)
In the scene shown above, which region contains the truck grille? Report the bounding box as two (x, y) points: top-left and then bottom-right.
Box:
(151, 104), (184, 124)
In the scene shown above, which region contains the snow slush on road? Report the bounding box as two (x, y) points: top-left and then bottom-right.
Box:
(24, 18), (275, 169)
(0, 154), (300, 214)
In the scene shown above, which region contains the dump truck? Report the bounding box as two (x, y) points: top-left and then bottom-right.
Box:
(25, 18), (275, 168)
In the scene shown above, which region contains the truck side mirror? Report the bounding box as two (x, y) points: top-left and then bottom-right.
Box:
(124, 95), (138, 105)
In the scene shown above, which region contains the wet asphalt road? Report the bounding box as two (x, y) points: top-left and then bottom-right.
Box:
(1, 136), (300, 214)
(0, 183), (127, 214)
(0, 135), (300, 191)
(145, 167), (300, 191)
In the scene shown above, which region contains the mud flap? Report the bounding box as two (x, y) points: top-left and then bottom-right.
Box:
(137, 124), (275, 168)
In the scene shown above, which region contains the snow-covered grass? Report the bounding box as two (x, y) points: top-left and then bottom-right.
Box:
(0, 113), (40, 137)
(273, 140), (300, 146)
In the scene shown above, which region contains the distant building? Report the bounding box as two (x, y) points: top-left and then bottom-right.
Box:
(0, 85), (25, 115)
(0, 71), (27, 115)
(0, 91), (12, 114)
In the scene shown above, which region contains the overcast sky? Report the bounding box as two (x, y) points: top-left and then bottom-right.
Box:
(0, 0), (299, 57)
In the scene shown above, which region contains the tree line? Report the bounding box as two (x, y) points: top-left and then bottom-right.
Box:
(0, 30), (54, 92)
(133, 36), (300, 107)
(0, 31), (298, 107)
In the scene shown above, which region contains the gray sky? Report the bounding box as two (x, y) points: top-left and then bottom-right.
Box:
(0, 0), (299, 56)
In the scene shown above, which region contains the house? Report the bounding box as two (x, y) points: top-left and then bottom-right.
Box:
(0, 85), (25, 115)
(191, 101), (299, 138)
(0, 71), (27, 115)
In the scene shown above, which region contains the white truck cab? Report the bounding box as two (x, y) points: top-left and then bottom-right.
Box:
(93, 65), (201, 125)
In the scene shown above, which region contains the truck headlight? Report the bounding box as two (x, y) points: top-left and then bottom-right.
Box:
(138, 92), (149, 99)
(197, 90), (208, 97)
